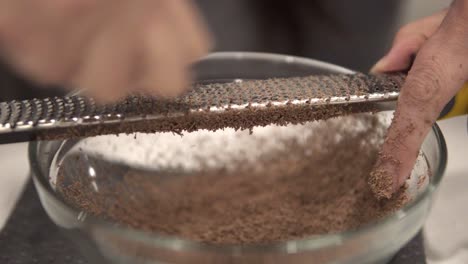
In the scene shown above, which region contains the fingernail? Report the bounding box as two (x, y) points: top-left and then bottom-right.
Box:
(370, 56), (388, 73)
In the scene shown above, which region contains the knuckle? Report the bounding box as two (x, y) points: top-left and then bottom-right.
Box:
(405, 57), (446, 106)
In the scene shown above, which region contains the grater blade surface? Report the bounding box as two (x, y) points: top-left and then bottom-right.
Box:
(0, 72), (404, 143)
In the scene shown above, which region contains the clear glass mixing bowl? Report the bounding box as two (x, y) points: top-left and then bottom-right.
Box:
(29, 52), (447, 264)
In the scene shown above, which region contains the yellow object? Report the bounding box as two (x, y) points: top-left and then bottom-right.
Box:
(438, 83), (468, 120)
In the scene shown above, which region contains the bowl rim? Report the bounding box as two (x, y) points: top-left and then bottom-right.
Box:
(29, 51), (448, 254)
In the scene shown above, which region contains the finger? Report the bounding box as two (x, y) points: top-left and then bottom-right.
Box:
(72, 16), (138, 103)
(138, 19), (189, 98)
(160, 0), (212, 61)
(371, 9), (448, 73)
(369, 28), (468, 199)
(38, 0), (110, 84)
(0, 0), (107, 86)
(138, 8), (189, 97)
(370, 34), (425, 73)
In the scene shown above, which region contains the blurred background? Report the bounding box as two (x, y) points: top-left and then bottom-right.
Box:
(199, 0), (450, 70)
(0, 0), (452, 101)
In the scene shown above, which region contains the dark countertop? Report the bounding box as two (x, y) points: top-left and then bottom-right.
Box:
(0, 181), (426, 264)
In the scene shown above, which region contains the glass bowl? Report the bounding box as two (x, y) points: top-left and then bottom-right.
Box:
(29, 52), (447, 264)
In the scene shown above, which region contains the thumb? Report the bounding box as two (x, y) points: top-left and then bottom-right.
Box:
(371, 9), (447, 74)
(370, 36), (420, 74)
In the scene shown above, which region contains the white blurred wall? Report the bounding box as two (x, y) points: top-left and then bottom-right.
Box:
(398, 0), (451, 25)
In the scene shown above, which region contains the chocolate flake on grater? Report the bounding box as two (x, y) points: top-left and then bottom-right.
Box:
(0, 73), (405, 142)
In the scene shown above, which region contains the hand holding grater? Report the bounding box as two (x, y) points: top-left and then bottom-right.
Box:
(0, 72), (407, 144)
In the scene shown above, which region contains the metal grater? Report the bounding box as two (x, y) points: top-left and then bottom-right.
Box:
(0, 72), (405, 144)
